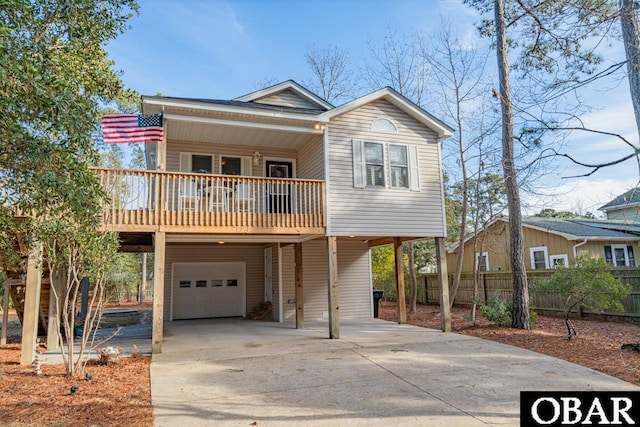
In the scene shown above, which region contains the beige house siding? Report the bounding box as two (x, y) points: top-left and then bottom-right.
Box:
(448, 220), (640, 272)
(326, 100), (445, 237)
(276, 239), (372, 322)
(253, 89), (321, 109)
(163, 243), (265, 320)
(280, 244), (296, 321)
(166, 139), (298, 177)
(606, 207), (640, 222)
(297, 137), (325, 180)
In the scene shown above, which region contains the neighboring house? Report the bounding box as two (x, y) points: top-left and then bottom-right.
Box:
(447, 216), (640, 273)
(15, 80), (451, 354)
(599, 188), (640, 222)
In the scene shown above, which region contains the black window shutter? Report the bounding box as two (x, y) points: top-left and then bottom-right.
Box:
(627, 246), (635, 267)
(604, 245), (613, 265)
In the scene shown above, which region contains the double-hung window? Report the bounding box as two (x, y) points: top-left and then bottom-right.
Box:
(364, 142), (385, 187)
(389, 144), (409, 188)
(604, 245), (636, 267)
(353, 139), (419, 191)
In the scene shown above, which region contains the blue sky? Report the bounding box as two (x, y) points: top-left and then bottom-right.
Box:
(107, 0), (639, 215)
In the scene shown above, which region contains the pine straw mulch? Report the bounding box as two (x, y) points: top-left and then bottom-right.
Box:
(0, 346), (153, 427)
(0, 303), (153, 427)
(379, 302), (640, 386)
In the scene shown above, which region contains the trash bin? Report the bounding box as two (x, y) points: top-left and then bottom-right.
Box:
(372, 290), (384, 318)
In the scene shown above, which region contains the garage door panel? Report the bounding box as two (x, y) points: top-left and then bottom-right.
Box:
(172, 262), (246, 320)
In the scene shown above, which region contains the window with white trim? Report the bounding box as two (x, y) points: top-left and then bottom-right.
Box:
(179, 152), (213, 173)
(475, 252), (489, 272)
(389, 144), (409, 188)
(529, 246), (549, 270)
(371, 117), (397, 133)
(364, 142), (385, 187)
(549, 254), (569, 268)
(352, 139), (420, 191)
(604, 245), (636, 267)
(221, 155), (252, 176)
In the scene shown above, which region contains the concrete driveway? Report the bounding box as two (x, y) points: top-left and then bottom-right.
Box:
(151, 319), (638, 426)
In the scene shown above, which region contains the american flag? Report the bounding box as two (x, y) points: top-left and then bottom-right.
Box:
(101, 113), (163, 144)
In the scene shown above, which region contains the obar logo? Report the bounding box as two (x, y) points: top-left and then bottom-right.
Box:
(521, 392), (640, 426)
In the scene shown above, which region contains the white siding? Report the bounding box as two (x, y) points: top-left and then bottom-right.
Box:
(254, 89), (321, 109)
(297, 137), (325, 180)
(164, 244), (264, 320)
(327, 100), (446, 237)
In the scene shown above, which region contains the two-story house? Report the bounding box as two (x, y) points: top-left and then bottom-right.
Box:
(17, 80), (454, 356)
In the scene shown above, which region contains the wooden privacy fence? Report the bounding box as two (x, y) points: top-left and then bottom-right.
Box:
(424, 268), (640, 319)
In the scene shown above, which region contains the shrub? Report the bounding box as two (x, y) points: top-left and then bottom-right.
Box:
(477, 291), (538, 327)
(478, 291), (512, 326)
(532, 256), (631, 339)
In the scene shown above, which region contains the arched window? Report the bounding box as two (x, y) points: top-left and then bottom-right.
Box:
(371, 117), (397, 133)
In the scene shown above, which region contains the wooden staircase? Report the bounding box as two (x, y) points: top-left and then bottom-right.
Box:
(6, 277), (51, 336)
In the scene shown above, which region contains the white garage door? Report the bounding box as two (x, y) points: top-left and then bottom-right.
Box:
(172, 262), (246, 320)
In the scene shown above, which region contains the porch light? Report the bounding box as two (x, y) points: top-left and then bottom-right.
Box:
(253, 151), (261, 165)
(218, 240), (225, 245)
(314, 123), (325, 130)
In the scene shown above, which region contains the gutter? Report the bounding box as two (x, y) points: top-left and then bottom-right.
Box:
(572, 239), (588, 259)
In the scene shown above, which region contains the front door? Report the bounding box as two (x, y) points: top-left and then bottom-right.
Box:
(265, 160), (293, 213)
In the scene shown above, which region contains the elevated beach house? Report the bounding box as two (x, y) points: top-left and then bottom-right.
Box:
(15, 80), (454, 358)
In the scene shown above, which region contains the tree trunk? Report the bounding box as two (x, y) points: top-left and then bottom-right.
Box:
(494, 0), (530, 329)
(408, 242), (418, 314)
(621, 0), (640, 140)
(450, 91), (468, 308)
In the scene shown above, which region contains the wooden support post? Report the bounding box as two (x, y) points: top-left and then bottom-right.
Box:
(435, 237), (451, 332)
(152, 231), (166, 354)
(394, 237), (407, 324)
(327, 236), (339, 339)
(46, 269), (64, 350)
(21, 243), (43, 366)
(294, 242), (304, 329)
(1, 280), (9, 345)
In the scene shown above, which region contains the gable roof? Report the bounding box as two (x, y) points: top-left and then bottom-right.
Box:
(319, 87), (454, 140)
(447, 215), (640, 253)
(521, 217), (640, 240)
(234, 80), (334, 111)
(598, 187), (640, 211)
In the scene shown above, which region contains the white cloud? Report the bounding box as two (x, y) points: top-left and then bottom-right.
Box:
(524, 176), (640, 216)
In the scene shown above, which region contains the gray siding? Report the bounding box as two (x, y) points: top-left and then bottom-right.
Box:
(297, 137), (325, 180)
(606, 207), (640, 222)
(327, 100), (446, 237)
(164, 244), (265, 320)
(254, 89), (320, 109)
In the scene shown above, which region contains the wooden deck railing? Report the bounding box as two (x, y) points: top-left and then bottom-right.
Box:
(92, 168), (326, 234)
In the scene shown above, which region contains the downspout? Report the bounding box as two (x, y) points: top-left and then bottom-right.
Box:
(572, 239), (588, 260)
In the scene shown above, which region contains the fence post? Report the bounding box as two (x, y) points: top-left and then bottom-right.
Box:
(482, 273), (488, 302)
(424, 276), (428, 304)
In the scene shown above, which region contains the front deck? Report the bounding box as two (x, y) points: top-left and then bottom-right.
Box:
(94, 168), (326, 234)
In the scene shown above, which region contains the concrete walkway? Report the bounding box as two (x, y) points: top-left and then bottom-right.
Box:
(151, 319), (638, 426)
